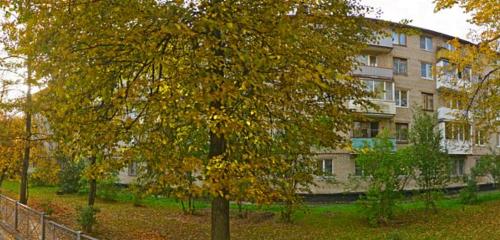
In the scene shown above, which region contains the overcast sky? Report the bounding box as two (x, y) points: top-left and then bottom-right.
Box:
(360, 0), (477, 41)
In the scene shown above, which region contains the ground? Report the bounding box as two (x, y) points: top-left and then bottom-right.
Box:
(1, 182), (499, 240)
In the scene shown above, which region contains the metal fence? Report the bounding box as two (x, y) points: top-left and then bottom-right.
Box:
(0, 194), (98, 240)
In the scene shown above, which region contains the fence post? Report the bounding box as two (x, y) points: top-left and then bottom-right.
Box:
(76, 230), (81, 240)
(41, 212), (46, 240)
(14, 201), (18, 231)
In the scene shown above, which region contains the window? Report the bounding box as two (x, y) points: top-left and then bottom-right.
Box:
(445, 122), (471, 141)
(497, 133), (500, 147)
(420, 62), (433, 79)
(393, 58), (408, 75)
(420, 36), (433, 51)
(447, 98), (463, 110)
(450, 158), (465, 176)
(353, 121), (379, 138)
(318, 159), (334, 175)
(358, 55), (378, 67)
(474, 129), (487, 146)
(363, 79), (394, 100)
(444, 42), (455, 51)
(395, 89), (408, 107)
(396, 123), (409, 142)
(422, 93), (434, 111)
(354, 162), (364, 176)
(458, 67), (471, 81)
(128, 162), (138, 176)
(392, 31), (407, 46)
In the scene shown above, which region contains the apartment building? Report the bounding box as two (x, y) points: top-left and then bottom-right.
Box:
(311, 24), (500, 194)
(117, 23), (499, 193)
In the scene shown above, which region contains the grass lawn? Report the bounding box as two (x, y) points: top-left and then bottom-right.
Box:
(1, 181), (499, 240)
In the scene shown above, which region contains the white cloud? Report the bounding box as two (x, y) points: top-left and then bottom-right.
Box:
(360, 0), (478, 41)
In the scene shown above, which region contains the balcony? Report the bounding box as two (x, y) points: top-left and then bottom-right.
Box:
(437, 107), (472, 121)
(348, 99), (396, 117)
(351, 138), (397, 150)
(442, 139), (472, 155)
(366, 36), (393, 53)
(436, 75), (471, 90)
(353, 65), (393, 80)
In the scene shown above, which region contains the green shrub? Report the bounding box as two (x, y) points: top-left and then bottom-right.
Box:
(460, 176), (478, 205)
(97, 176), (120, 202)
(354, 132), (413, 226)
(77, 206), (99, 233)
(130, 183), (146, 207)
(58, 161), (84, 194)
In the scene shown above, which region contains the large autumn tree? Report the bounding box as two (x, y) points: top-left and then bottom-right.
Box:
(6, 1), (381, 239)
(434, 0), (499, 126)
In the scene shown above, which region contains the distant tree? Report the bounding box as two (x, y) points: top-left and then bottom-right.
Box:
(473, 151), (500, 188)
(0, 115), (23, 187)
(355, 131), (413, 225)
(408, 109), (450, 212)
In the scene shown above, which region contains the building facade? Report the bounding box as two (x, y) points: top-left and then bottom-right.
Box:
(310, 25), (499, 194)
(118, 23), (499, 194)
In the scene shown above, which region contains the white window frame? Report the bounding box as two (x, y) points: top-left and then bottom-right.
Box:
(128, 162), (138, 176)
(363, 79), (394, 101)
(320, 159), (334, 175)
(395, 123), (409, 142)
(444, 42), (455, 51)
(420, 62), (433, 80)
(392, 31), (407, 46)
(357, 55), (378, 67)
(474, 129), (487, 146)
(395, 89), (409, 108)
(420, 36), (433, 51)
(450, 158), (465, 176)
(393, 58), (408, 75)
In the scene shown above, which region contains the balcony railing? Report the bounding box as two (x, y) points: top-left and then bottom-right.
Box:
(437, 107), (472, 121)
(367, 36), (393, 52)
(348, 99), (396, 116)
(352, 65), (393, 79)
(436, 75), (472, 90)
(351, 138), (397, 150)
(442, 139), (472, 155)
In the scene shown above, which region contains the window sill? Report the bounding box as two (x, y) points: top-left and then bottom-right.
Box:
(421, 77), (434, 80)
(394, 73), (408, 76)
(421, 49), (433, 52)
(396, 106), (409, 108)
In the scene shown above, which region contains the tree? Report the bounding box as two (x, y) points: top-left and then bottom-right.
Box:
(9, 1), (382, 239)
(409, 109), (450, 212)
(0, 115), (23, 187)
(434, 0), (499, 126)
(355, 131), (413, 225)
(473, 151), (500, 188)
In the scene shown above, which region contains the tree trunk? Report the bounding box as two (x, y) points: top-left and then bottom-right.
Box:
(20, 63), (32, 205)
(211, 196), (229, 240)
(88, 156), (97, 207)
(209, 128), (228, 240)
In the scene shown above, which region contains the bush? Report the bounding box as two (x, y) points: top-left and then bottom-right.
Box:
(460, 175), (478, 205)
(58, 161), (84, 194)
(97, 176), (120, 202)
(129, 183), (146, 207)
(77, 206), (99, 233)
(354, 132), (413, 226)
(30, 158), (61, 186)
